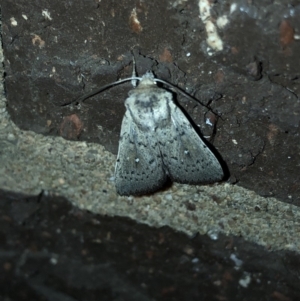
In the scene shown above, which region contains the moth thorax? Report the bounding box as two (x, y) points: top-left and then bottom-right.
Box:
(137, 79), (156, 88)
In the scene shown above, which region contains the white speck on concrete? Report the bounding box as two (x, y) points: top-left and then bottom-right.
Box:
(239, 272), (251, 288)
(10, 17), (18, 26)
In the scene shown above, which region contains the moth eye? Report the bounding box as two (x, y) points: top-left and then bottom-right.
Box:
(135, 158), (140, 163)
(184, 150), (189, 155)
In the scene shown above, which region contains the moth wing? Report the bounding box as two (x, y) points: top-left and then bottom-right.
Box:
(115, 112), (167, 196)
(159, 101), (223, 184)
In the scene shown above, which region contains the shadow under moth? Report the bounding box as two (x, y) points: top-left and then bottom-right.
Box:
(69, 70), (224, 196)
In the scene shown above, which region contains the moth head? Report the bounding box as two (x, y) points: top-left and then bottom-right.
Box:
(136, 71), (157, 88)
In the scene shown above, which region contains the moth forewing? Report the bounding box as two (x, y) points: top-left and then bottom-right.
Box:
(114, 108), (168, 196)
(160, 100), (224, 183)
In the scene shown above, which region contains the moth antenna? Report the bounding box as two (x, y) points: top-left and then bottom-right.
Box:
(61, 76), (142, 107)
(131, 56), (138, 87)
(62, 72), (207, 109)
(153, 78), (208, 109)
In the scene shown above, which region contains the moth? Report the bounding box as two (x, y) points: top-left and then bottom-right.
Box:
(114, 72), (223, 195)
(68, 69), (224, 196)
